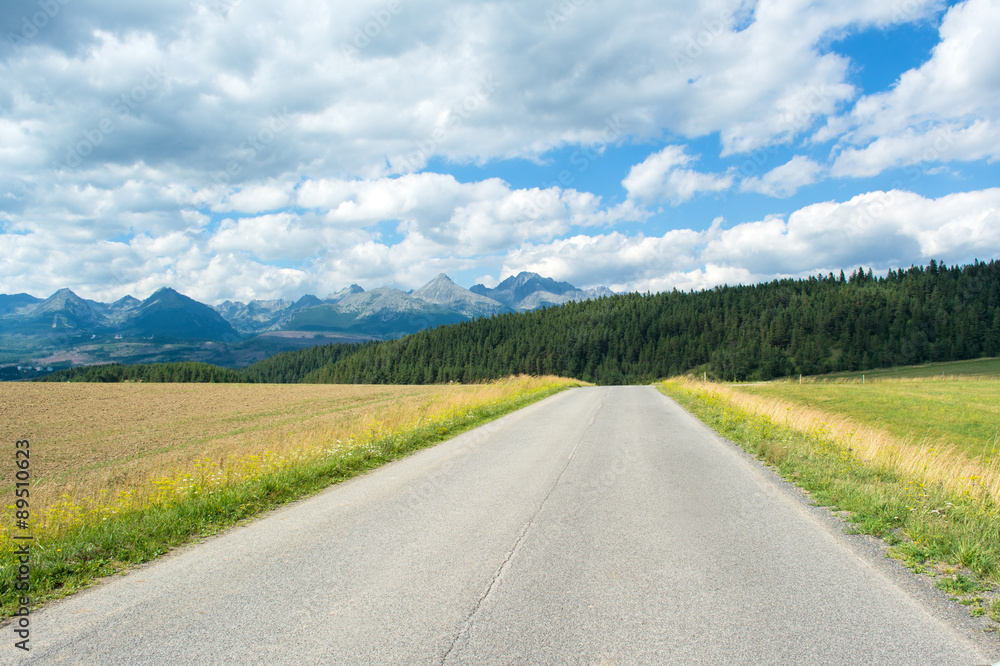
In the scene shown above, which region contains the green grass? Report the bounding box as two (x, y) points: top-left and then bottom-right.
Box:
(936, 572), (988, 595)
(811, 357), (1000, 380)
(657, 379), (1000, 629)
(735, 379), (1000, 456)
(0, 380), (577, 619)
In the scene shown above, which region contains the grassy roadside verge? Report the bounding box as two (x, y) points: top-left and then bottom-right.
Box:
(657, 378), (1000, 634)
(1, 376), (580, 619)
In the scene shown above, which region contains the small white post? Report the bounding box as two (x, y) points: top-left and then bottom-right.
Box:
(799, 374), (802, 384)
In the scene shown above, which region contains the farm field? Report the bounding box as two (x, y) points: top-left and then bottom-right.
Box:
(734, 377), (1000, 457)
(5, 382), (469, 492)
(2, 378), (573, 530)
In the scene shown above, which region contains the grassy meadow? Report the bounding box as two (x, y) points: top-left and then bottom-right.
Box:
(1, 375), (580, 617)
(738, 378), (1000, 455)
(659, 372), (1000, 632)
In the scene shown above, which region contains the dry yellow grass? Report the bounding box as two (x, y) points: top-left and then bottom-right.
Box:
(1, 376), (572, 534)
(671, 377), (1000, 509)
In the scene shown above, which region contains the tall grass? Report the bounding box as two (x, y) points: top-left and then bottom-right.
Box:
(742, 376), (1000, 456)
(687, 379), (1000, 508)
(0, 375), (580, 617)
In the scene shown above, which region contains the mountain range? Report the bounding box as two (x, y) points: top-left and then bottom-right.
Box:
(0, 287), (239, 340)
(0, 272), (613, 374)
(209, 272), (612, 336)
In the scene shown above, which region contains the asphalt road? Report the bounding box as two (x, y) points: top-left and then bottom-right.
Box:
(6, 386), (998, 665)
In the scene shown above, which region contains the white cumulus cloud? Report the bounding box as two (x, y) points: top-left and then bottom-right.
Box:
(740, 155), (825, 197)
(830, 0), (1000, 177)
(623, 146), (733, 205)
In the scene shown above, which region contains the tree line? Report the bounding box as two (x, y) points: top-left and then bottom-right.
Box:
(41, 260), (1000, 385)
(40, 361), (244, 383)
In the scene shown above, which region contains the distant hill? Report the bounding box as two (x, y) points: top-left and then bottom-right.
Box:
(19, 288), (110, 334)
(0, 293), (42, 316)
(122, 288), (240, 341)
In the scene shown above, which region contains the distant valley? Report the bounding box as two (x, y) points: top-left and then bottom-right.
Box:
(0, 272), (613, 377)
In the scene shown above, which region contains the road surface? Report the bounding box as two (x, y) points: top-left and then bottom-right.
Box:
(6, 386), (998, 664)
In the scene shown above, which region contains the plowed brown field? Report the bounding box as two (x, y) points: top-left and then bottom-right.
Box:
(1, 378), (561, 527)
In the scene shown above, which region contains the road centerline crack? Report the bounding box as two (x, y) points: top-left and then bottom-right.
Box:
(438, 390), (607, 664)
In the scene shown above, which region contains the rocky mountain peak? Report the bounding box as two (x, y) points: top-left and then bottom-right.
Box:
(413, 274), (508, 318)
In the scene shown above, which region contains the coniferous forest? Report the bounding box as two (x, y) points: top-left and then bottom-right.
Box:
(41, 260), (1000, 385)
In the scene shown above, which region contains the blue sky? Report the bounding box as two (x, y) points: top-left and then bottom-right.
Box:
(1, 0), (998, 303)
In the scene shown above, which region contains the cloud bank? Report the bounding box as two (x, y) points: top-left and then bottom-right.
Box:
(1, 0), (997, 302)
